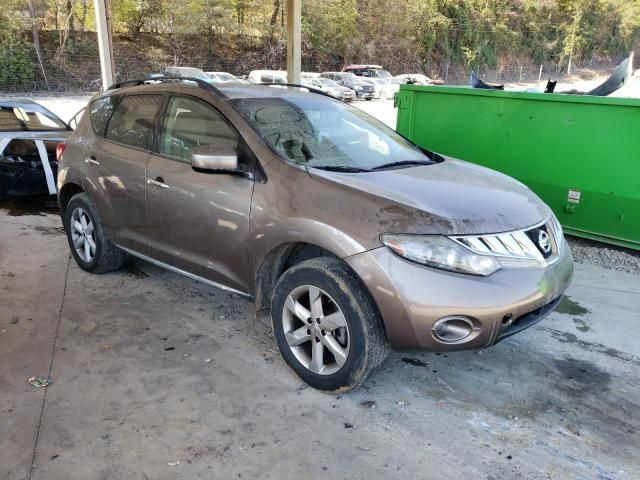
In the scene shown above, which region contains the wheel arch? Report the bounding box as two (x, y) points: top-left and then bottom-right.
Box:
(58, 182), (84, 217)
(254, 242), (341, 317)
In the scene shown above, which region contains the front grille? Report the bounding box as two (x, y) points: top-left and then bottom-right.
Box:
(451, 218), (563, 267)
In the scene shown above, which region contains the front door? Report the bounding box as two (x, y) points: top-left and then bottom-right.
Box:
(146, 95), (255, 293)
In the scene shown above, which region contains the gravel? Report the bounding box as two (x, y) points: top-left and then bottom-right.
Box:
(567, 236), (640, 275)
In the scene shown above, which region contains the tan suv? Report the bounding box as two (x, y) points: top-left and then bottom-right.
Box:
(57, 78), (574, 392)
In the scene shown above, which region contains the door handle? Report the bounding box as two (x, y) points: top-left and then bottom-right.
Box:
(84, 156), (99, 166)
(148, 177), (170, 189)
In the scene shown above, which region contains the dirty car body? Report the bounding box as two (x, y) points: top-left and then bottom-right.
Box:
(57, 79), (573, 391)
(0, 99), (71, 198)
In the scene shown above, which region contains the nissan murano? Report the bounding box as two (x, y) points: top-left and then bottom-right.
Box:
(57, 78), (574, 392)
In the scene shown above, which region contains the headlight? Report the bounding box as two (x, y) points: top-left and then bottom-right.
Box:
(380, 234), (501, 276)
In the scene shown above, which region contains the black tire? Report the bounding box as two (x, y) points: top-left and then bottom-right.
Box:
(271, 257), (389, 393)
(64, 192), (126, 273)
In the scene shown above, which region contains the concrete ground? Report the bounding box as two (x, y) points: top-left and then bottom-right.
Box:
(1, 197), (640, 480)
(2, 94), (640, 479)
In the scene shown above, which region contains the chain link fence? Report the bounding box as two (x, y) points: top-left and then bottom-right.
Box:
(1, 28), (619, 94)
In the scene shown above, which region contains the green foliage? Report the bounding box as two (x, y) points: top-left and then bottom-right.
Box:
(0, 0), (23, 42)
(0, 40), (34, 89)
(302, 0), (357, 55)
(4, 0), (640, 77)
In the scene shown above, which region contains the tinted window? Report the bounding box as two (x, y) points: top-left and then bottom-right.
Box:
(90, 96), (119, 136)
(159, 96), (238, 163)
(0, 104), (67, 132)
(105, 95), (163, 150)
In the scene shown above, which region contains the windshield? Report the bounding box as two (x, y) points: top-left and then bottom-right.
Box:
(230, 96), (432, 170)
(217, 73), (235, 81)
(0, 105), (67, 132)
(318, 78), (340, 87)
(376, 70), (392, 79)
(168, 68), (209, 80)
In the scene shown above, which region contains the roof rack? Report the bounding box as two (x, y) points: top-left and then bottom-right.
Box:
(107, 77), (343, 102)
(257, 83), (344, 101)
(107, 76), (228, 98)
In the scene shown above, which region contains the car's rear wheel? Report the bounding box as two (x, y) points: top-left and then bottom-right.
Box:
(64, 192), (126, 273)
(271, 257), (389, 392)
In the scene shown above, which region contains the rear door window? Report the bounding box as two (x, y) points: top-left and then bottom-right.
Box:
(105, 95), (163, 151)
(158, 96), (238, 163)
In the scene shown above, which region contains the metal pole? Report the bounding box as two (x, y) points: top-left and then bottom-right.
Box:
(519, 65), (523, 83)
(286, 0), (301, 84)
(94, 0), (114, 90)
(538, 64), (543, 82)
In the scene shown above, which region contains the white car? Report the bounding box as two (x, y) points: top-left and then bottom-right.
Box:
(164, 66), (215, 84)
(206, 72), (238, 83)
(365, 78), (399, 100)
(248, 70), (287, 84)
(395, 74), (443, 85)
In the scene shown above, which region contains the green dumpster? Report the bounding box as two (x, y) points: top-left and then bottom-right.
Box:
(396, 85), (640, 250)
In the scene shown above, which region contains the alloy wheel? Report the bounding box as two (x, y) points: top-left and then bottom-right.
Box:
(70, 207), (96, 263)
(281, 285), (350, 375)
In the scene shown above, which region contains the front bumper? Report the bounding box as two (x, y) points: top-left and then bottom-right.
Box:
(346, 242), (574, 351)
(355, 90), (375, 99)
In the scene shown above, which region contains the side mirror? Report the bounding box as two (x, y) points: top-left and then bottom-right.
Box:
(191, 144), (238, 172)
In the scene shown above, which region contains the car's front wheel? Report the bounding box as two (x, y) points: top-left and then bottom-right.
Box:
(271, 257), (389, 392)
(64, 192), (126, 273)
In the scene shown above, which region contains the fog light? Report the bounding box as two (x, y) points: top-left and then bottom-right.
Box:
(432, 316), (476, 343)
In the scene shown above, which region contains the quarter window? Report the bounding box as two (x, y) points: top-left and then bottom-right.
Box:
(158, 96), (238, 163)
(89, 95), (119, 136)
(105, 95), (163, 150)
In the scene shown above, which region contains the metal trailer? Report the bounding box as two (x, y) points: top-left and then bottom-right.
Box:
(395, 85), (640, 250)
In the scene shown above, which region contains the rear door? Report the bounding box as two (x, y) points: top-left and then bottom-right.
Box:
(146, 94), (255, 292)
(83, 93), (163, 255)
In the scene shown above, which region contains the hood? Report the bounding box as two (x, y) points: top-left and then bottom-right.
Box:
(333, 86), (353, 93)
(308, 158), (552, 236)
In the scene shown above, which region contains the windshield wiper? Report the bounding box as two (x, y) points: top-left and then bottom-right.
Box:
(371, 160), (433, 171)
(312, 165), (371, 173)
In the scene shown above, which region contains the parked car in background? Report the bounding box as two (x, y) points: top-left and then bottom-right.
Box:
(301, 72), (320, 81)
(365, 78), (399, 100)
(303, 77), (356, 102)
(248, 70), (287, 84)
(0, 99), (71, 198)
(57, 78), (573, 392)
(164, 66), (218, 85)
(395, 73), (444, 85)
(320, 72), (375, 100)
(344, 64), (394, 80)
(206, 72), (238, 83)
